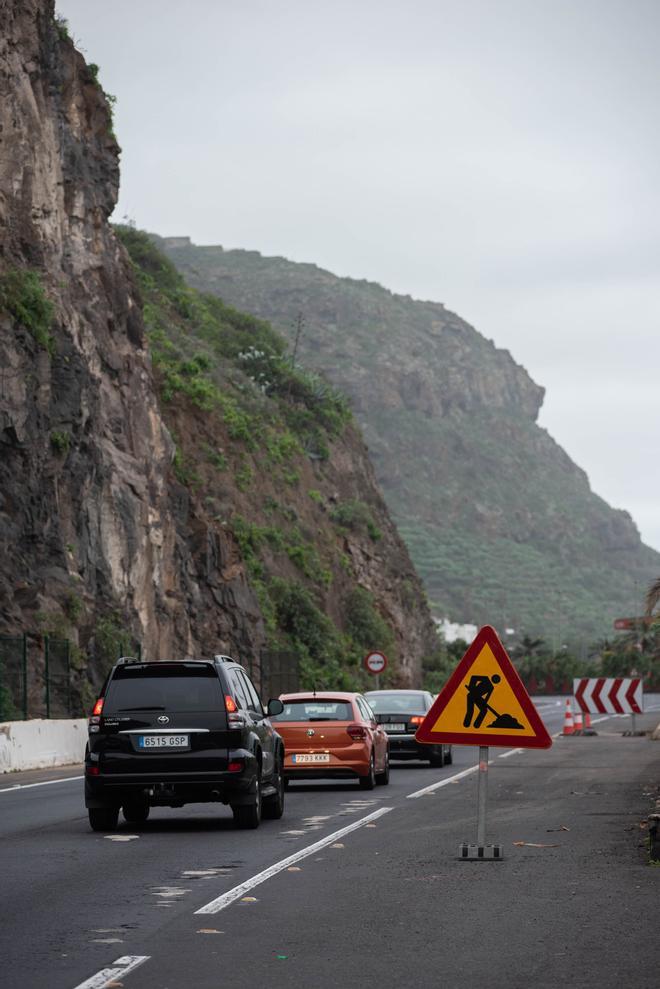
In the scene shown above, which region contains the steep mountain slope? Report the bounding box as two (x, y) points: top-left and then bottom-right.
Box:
(161, 238), (660, 645)
(0, 0), (437, 712)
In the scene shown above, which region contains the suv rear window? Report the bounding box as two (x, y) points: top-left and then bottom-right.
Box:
(272, 699), (354, 722)
(104, 663), (224, 713)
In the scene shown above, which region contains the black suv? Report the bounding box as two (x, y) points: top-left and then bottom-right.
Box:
(85, 656), (285, 832)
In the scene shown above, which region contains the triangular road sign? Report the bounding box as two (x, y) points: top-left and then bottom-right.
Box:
(416, 625), (552, 749)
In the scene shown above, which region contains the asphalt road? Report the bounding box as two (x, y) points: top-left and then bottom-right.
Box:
(1, 699), (659, 989)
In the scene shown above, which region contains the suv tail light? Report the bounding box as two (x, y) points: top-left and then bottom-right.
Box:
(347, 724), (368, 740)
(225, 694), (245, 728)
(92, 698), (104, 716)
(409, 715), (424, 725)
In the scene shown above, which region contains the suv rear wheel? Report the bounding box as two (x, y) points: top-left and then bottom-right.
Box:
(232, 775), (262, 829)
(88, 807), (119, 832)
(262, 757), (285, 820)
(123, 799), (150, 824)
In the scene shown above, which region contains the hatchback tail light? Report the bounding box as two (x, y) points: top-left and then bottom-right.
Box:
(347, 724), (368, 740)
(409, 715), (424, 725)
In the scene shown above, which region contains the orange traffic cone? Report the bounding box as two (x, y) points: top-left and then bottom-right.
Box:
(562, 699), (574, 736)
(573, 707), (583, 734)
(584, 711), (592, 730)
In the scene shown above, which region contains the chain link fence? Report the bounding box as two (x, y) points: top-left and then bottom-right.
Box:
(44, 637), (72, 719)
(1, 636), (296, 721)
(0, 634), (28, 721)
(249, 650), (299, 701)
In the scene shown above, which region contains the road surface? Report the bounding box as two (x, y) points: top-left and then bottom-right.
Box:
(1, 698), (659, 989)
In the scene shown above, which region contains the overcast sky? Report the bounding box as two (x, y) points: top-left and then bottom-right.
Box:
(58, 0), (660, 551)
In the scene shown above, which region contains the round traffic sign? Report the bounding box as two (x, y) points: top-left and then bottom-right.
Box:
(364, 651), (388, 675)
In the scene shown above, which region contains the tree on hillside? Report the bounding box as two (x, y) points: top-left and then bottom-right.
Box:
(645, 577), (660, 617)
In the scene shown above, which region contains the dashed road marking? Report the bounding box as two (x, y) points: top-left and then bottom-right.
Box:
(498, 748), (524, 759)
(196, 805), (393, 914)
(71, 954), (149, 989)
(150, 886), (191, 898)
(406, 763), (480, 799)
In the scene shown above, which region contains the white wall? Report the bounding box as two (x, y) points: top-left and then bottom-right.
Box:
(0, 719), (88, 773)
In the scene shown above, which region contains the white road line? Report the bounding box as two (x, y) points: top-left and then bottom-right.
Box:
(0, 775), (83, 794)
(72, 954), (149, 989)
(498, 748), (524, 759)
(196, 805), (393, 914)
(406, 763), (480, 799)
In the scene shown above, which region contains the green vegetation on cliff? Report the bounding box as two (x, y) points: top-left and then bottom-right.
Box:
(117, 227), (433, 687)
(0, 268), (55, 353)
(160, 238), (660, 648)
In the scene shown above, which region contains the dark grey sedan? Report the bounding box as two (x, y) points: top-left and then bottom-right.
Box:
(364, 689), (452, 767)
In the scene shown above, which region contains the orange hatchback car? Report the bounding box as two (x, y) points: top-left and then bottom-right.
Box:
(272, 692), (390, 789)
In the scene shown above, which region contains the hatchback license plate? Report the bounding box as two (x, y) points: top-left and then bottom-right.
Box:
(138, 735), (189, 748)
(383, 723), (406, 732)
(291, 753), (330, 764)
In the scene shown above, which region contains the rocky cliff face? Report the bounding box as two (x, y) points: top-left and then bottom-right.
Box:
(161, 241), (660, 644)
(0, 0), (192, 666)
(0, 1), (436, 708)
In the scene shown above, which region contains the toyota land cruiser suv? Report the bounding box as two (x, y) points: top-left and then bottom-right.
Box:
(85, 656), (285, 832)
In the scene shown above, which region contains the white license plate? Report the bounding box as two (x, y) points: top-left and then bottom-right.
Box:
(383, 723), (406, 732)
(291, 753), (330, 764)
(138, 735), (189, 748)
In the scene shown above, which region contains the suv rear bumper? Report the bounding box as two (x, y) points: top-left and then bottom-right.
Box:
(85, 757), (259, 809)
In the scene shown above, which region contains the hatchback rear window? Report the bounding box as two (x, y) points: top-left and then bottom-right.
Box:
(104, 664), (224, 713)
(272, 699), (354, 722)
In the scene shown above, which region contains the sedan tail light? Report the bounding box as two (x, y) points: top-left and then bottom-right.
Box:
(347, 724), (368, 740)
(409, 715), (424, 725)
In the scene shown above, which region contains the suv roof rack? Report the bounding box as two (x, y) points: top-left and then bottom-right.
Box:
(116, 655), (142, 666)
(213, 654), (235, 664)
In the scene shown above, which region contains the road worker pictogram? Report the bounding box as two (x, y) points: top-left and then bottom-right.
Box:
(463, 674), (524, 730)
(415, 625), (552, 749)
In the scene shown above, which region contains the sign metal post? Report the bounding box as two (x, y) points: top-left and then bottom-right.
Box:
(415, 625), (553, 862)
(477, 745), (488, 847)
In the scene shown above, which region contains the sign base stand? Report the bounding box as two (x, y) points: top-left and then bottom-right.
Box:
(459, 843), (503, 860)
(458, 745), (504, 861)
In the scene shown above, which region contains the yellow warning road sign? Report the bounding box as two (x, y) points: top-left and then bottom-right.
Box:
(416, 625), (552, 749)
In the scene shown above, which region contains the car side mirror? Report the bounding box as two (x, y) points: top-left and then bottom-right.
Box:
(267, 698), (284, 717)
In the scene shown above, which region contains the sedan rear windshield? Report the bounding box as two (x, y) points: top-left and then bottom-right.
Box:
(271, 700), (354, 722)
(104, 664), (224, 713)
(364, 693), (428, 715)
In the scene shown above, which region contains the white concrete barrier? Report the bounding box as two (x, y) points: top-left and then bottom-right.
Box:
(0, 718), (88, 773)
